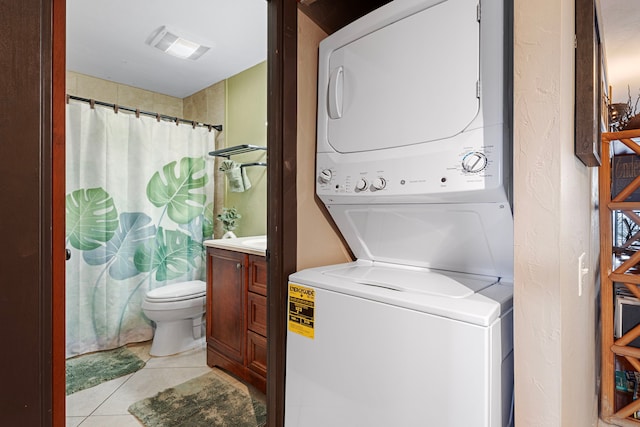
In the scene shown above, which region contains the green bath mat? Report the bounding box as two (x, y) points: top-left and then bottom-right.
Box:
(128, 370), (266, 427)
(66, 346), (146, 395)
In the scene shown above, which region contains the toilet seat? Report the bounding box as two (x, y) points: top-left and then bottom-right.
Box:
(145, 280), (206, 303)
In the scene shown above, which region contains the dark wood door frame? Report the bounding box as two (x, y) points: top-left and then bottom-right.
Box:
(0, 0), (64, 425)
(266, 0), (297, 426)
(49, 0), (297, 426)
(53, 0), (67, 425)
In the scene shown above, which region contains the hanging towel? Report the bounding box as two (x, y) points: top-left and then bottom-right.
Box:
(219, 160), (251, 192)
(241, 166), (252, 191)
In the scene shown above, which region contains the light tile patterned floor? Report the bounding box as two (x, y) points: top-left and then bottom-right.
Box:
(65, 338), (229, 426)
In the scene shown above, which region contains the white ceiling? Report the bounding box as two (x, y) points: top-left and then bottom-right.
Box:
(67, 0), (638, 106)
(600, 0), (640, 105)
(66, 0), (267, 99)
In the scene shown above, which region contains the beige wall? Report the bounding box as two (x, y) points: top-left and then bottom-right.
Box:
(296, 11), (352, 270)
(514, 0), (599, 426)
(66, 71), (183, 117)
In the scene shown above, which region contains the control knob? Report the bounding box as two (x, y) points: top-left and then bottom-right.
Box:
(461, 152), (488, 173)
(319, 169), (333, 183)
(355, 178), (368, 191)
(372, 177), (386, 190)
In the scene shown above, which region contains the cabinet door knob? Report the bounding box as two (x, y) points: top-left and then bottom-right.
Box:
(236, 263), (242, 269)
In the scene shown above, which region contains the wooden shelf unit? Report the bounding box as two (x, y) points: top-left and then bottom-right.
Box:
(600, 129), (640, 425)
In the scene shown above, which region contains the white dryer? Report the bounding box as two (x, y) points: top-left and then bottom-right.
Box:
(286, 0), (513, 426)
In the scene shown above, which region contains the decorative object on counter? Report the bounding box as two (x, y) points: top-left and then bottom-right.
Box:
(610, 86), (640, 132)
(128, 370), (266, 427)
(219, 159), (252, 192)
(217, 207), (242, 239)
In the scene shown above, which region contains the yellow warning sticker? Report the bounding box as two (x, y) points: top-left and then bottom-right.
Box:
(288, 283), (315, 339)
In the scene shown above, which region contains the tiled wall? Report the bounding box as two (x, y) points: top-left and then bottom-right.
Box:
(184, 81), (227, 238)
(66, 71), (183, 118)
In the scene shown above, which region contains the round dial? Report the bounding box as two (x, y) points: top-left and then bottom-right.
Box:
(461, 152), (488, 173)
(372, 177), (386, 190)
(319, 169), (333, 183)
(355, 178), (368, 191)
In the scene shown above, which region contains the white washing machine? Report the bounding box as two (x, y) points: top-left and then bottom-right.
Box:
(287, 263), (513, 426)
(286, 0), (513, 425)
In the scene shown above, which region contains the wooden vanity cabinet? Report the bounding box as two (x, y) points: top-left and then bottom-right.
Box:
(206, 247), (267, 393)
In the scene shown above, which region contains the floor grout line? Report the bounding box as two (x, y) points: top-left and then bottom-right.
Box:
(67, 342), (221, 426)
(84, 371), (138, 418)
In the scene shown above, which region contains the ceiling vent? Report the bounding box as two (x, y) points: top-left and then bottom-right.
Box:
(149, 26), (210, 60)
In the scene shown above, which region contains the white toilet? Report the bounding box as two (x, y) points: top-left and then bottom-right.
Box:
(142, 280), (206, 357)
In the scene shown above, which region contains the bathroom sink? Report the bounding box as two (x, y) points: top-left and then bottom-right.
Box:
(241, 237), (267, 251)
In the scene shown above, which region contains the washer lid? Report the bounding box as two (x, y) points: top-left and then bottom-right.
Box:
(324, 264), (494, 299)
(290, 261), (511, 326)
(146, 280), (206, 302)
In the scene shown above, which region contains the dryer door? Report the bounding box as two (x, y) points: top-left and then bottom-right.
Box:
(323, 0), (480, 153)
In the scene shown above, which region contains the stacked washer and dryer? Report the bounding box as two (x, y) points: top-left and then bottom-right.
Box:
(285, 0), (514, 426)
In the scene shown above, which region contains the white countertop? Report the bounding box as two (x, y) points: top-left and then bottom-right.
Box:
(204, 235), (267, 257)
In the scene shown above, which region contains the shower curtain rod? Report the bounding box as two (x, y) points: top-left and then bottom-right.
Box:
(66, 95), (223, 132)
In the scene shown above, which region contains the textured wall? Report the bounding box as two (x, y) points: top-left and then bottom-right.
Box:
(513, 0), (599, 425)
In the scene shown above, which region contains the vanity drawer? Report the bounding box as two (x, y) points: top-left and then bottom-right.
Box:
(247, 292), (267, 337)
(247, 330), (267, 377)
(248, 255), (267, 296)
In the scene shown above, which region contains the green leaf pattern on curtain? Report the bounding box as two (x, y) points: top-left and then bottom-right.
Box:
(134, 227), (204, 281)
(83, 212), (157, 280)
(66, 158), (208, 281)
(146, 157), (209, 224)
(66, 155), (213, 356)
(65, 102), (217, 357)
(203, 202), (215, 239)
(66, 187), (119, 250)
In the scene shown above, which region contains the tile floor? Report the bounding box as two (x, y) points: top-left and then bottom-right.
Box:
(66, 338), (248, 427)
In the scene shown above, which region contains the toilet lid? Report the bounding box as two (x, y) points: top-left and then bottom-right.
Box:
(145, 280), (206, 302)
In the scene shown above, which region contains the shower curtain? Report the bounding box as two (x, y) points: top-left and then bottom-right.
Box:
(65, 100), (216, 357)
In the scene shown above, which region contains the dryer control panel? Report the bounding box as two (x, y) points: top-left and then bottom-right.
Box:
(316, 126), (508, 205)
